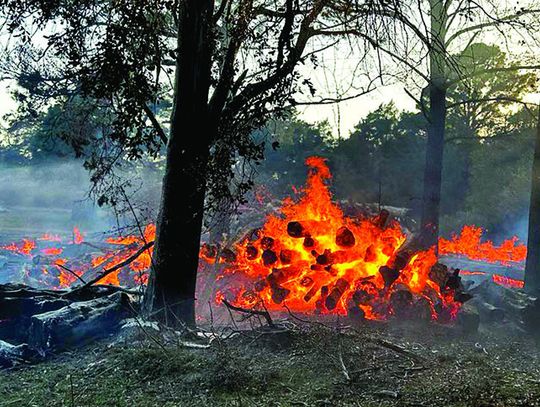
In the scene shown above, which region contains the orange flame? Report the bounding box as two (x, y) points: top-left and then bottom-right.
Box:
(439, 225), (526, 265)
(2, 238), (36, 256)
(73, 227), (84, 245)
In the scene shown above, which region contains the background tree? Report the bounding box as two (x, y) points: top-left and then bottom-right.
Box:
(333, 0), (540, 247)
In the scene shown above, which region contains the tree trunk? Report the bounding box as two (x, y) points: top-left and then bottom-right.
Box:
(420, 84), (447, 249)
(420, 0), (448, 250)
(525, 107), (540, 294)
(144, 0), (215, 327)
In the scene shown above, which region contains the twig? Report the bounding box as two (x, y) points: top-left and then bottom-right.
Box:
(338, 341), (351, 381)
(70, 241), (154, 292)
(221, 299), (276, 328)
(372, 338), (426, 363)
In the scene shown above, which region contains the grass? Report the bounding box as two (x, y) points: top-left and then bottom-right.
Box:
(1, 322), (540, 406)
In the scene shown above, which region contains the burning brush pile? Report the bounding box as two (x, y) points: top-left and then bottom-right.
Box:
(210, 157), (467, 323)
(1, 156), (536, 368)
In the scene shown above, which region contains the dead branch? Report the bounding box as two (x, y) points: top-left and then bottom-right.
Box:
(68, 241), (154, 294)
(372, 338), (426, 363)
(221, 299), (276, 328)
(55, 263), (87, 285)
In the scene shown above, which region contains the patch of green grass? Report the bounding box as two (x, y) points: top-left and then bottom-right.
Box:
(2, 325), (540, 406)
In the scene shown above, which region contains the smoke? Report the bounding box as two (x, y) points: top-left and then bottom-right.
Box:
(0, 160), (161, 237)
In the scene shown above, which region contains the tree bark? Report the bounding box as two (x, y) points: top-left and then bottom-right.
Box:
(419, 0), (448, 250)
(525, 106), (540, 294)
(144, 0), (215, 327)
(420, 84), (447, 249)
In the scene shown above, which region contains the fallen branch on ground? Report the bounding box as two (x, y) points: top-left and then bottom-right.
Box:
(222, 299), (276, 328)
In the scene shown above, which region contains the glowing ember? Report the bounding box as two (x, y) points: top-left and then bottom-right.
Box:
(492, 274), (525, 289)
(41, 247), (63, 256)
(73, 227), (84, 244)
(439, 225), (526, 265)
(39, 233), (62, 242)
(1, 238), (36, 256)
(215, 157), (462, 321)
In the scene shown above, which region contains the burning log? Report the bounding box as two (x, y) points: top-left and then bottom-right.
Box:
(429, 263), (449, 289)
(379, 266), (400, 287)
(325, 278), (349, 311)
(262, 249), (278, 266)
(364, 245), (377, 263)
(336, 226), (355, 248)
(279, 250), (293, 264)
(389, 284), (413, 318)
(260, 237), (274, 250)
(287, 221), (306, 238)
(246, 245), (258, 260)
(65, 241), (154, 295)
(303, 284), (319, 303)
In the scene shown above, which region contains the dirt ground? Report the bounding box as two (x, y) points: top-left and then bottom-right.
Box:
(1, 320), (540, 407)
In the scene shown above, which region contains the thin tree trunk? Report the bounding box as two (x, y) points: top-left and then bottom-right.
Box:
(419, 0), (448, 250)
(524, 106), (540, 294)
(144, 0), (215, 326)
(420, 84), (447, 249)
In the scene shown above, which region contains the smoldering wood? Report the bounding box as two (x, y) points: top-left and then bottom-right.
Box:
(0, 283), (138, 366)
(28, 292), (131, 352)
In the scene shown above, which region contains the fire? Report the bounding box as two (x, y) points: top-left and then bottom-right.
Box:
(215, 157), (462, 321)
(73, 227), (84, 244)
(41, 247), (63, 256)
(39, 233), (62, 242)
(439, 225), (526, 265)
(1, 238), (36, 256)
(492, 274), (525, 289)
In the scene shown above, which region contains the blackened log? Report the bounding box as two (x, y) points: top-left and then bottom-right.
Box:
(468, 298), (505, 322)
(260, 237), (274, 250)
(0, 340), (41, 368)
(336, 227), (355, 248)
(389, 284), (413, 318)
(429, 263), (449, 289)
(28, 292), (130, 352)
(303, 236), (315, 248)
(325, 278), (349, 311)
(287, 221), (306, 238)
(352, 281), (378, 306)
(246, 245), (258, 260)
(379, 266), (400, 287)
(262, 250), (278, 266)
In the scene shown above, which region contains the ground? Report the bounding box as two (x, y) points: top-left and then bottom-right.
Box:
(2, 321), (540, 407)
